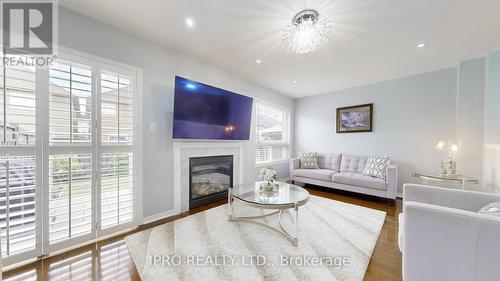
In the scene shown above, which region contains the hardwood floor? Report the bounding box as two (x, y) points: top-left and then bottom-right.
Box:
(3, 185), (402, 281)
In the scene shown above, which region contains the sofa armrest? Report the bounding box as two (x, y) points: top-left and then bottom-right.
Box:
(290, 158), (300, 176)
(385, 165), (398, 199)
(402, 201), (500, 281)
(403, 184), (500, 212)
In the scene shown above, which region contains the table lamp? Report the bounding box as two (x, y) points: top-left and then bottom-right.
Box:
(436, 138), (458, 177)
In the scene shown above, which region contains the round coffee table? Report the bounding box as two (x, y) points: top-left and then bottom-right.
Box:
(228, 181), (310, 246)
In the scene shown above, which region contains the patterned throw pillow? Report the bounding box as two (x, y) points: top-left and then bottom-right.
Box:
(362, 156), (391, 180)
(299, 152), (320, 169)
(478, 202), (500, 217)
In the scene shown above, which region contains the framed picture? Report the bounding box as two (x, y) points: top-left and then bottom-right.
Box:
(336, 103), (373, 133)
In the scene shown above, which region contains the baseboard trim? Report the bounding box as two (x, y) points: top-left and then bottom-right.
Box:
(142, 209), (180, 224)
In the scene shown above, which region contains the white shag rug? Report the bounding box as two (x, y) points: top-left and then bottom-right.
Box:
(125, 195), (386, 281)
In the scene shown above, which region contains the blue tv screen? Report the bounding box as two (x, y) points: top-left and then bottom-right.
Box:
(172, 76), (253, 140)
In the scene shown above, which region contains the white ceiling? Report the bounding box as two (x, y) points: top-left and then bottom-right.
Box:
(61, 0), (500, 98)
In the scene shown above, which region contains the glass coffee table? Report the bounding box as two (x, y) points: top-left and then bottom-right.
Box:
(228, 182), (310, 246)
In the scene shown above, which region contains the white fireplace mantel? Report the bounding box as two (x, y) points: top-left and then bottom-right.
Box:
(173, 142), (244, 212)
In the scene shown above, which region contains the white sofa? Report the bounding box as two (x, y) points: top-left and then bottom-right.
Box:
(290, 153), (397, 199)
(399, 184), (500, 281)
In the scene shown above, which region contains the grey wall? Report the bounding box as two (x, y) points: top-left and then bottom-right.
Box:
(295, 56), (492, 194)
(295, 68), (463, 194)
(59, 7), (294, 219)
(485, 51), (500, 144)
(484, 51), (500, 193)
(456, 58), (486, 180)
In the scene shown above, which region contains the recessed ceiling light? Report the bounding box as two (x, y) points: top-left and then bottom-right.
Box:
(256, 59), (263, 64)
(292, 80), (297, 84)
(417, 43), (425, 48)
(185, 17), (195, 28)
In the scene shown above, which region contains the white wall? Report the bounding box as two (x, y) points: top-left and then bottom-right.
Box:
(58, 7), (294, 219)
(295, 67), (469, 194)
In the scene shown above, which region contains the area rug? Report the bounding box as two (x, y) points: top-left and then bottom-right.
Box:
(125, 195), (386, 281)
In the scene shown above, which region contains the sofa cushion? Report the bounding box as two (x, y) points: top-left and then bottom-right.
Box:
(478, 202), (500, 216)
(340, 154), (368, 173)
(293, 169), (337, 182)
(299, 152), (320, 169)
(318, 153), (342, 171)
(362, 156), (392, 180)
(332, 172), (387, 190)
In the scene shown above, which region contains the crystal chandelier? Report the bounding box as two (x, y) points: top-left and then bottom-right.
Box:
(282, 9), (330, 54)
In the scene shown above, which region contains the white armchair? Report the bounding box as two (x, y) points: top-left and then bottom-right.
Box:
(399, 184), (500, 281)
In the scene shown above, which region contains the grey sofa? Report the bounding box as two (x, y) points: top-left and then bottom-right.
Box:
(290, 153), (398, 199)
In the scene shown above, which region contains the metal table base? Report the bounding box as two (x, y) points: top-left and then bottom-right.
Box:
(227, 188), (301, 247)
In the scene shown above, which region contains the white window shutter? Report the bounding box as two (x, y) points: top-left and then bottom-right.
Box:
(0, 157), (37, 256)
(49, 61), (92, 144)
(48, 154), (92, 243)
(255, 102), (290, 164)
(0, 65), (36, 146)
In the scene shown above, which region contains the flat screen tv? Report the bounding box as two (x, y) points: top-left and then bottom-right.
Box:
(172, 76), (253, 140)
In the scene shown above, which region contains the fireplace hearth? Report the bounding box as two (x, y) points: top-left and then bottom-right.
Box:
(189, 155), (233, 209)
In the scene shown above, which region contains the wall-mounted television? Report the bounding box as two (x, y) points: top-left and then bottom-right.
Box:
(172, 76), (253, 140)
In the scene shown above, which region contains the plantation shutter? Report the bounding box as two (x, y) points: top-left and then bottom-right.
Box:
(48, 154), (92, 243)
(0, 60), (38, 259)
(255, 102), (290, 164)
(49, 61), (92, 144)
(0, 157), (37, 256)
(0, 50), (140, 266)
(100, 71), (133, 145)
(0, 64), (36, 146)
(48, 60), (94, 245)
(99, 71), (134, 230)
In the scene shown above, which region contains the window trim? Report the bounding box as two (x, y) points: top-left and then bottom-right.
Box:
(254, 99), (292, 166)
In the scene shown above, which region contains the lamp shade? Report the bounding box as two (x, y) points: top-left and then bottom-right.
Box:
(435, 141), (445, 150)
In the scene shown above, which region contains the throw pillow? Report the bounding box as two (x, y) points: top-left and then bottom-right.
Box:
(478, 202), (500, 217)
(299, 152), (320, 169)
(362, 156), (391, 180)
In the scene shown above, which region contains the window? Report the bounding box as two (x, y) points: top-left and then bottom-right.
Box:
(101, 102), (116, 116)
(255, 101), (290, 164)
(49, 61), (92, 144)
(100, 153), (133, 229)
(101, 72), (133, 145)
(0, 50), (141, 266)
(0, 60), (38, 260)
(48, 60), (94, 246)
(0, 157), (37, 257)
(99, 71), (135, 230)
(48, 154), (92, 243)
(0, 64), (36, 145)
